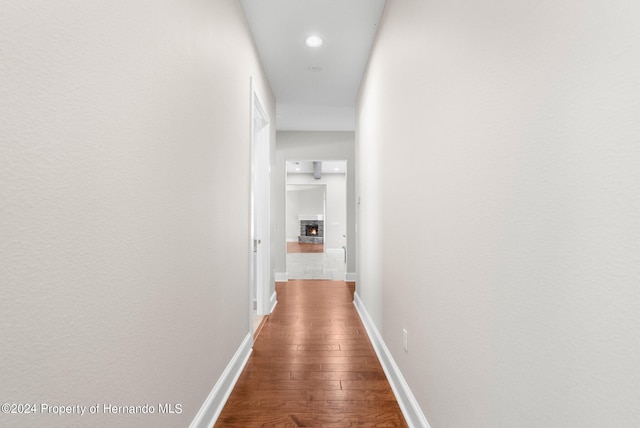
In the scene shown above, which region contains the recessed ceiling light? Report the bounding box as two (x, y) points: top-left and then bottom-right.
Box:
(305, 35), (323, 48)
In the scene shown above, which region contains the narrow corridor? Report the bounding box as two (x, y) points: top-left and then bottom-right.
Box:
(215, 280), (407, 427)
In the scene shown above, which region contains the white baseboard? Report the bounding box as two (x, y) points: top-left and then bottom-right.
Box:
(344, 272), (357, 282)
(325, 248), (344, 255)
(189, 333), (253, 428)
(353, 293), (430, 428)
(274, 272), (288, 282)
(270, 291), (277, 313)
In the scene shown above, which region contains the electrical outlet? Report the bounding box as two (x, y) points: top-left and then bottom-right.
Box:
(402, 328), (408, 352)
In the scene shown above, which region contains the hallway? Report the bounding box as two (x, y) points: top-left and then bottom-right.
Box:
(215, 280), (407, 427)
(3, 1), (640, 427)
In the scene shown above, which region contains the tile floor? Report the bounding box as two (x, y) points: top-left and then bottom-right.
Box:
(286, 251), (346, 280)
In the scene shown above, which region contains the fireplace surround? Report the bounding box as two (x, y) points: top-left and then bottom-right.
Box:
(299, 219), (324, 244)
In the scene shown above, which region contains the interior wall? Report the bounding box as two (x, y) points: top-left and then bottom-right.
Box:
(357, 1), (640, 427)
(0, 1), (274, 427)
(274, 131), (355, 278)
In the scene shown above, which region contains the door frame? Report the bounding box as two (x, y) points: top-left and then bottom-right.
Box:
(284, 160), (348, 279)
(250, 78), (271, 322)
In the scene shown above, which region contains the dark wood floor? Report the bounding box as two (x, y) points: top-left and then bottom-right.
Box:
(215, 280), (407, 427)
(287, 242), (324, 253)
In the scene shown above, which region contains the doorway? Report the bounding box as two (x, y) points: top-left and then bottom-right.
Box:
(250, 81), (271, 336)
(285, 160), (347, 280)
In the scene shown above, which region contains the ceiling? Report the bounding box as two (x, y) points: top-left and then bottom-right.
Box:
(240, 0), (386, 131)
(286, 160), (346, 174)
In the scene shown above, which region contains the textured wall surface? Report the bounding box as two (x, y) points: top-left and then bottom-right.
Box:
(0, 1), (274, 427)
(357, 1), (640, 427)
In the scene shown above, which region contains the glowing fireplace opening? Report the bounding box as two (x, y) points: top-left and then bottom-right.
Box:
(305, 225), (319, 236)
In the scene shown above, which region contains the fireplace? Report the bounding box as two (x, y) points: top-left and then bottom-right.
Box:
(299, 219), (324, 244)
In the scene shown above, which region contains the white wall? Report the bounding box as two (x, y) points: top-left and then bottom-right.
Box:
(0, 1), (274, 427)
(274, 131), (355, 277)
(357, 1), (640, 427)
(287, 174), (347, 251)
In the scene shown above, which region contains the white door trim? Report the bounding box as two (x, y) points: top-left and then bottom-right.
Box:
(250, 78), (271, 319)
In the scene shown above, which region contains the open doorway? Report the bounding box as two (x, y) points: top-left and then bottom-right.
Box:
(285, 160), (347, 280)
(250, 80), (271, 337)
(286, 184), (325, 254)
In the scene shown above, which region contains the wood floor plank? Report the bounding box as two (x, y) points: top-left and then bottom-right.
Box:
(260, 349), (376, 358)
(287, 242), (324, 253)
(289, 371), (387, 381)
(254, 380), (342, 391)
(214, 280), (408, 427)
(263, 356), (369, 365)
(306, 389), (397, 402)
